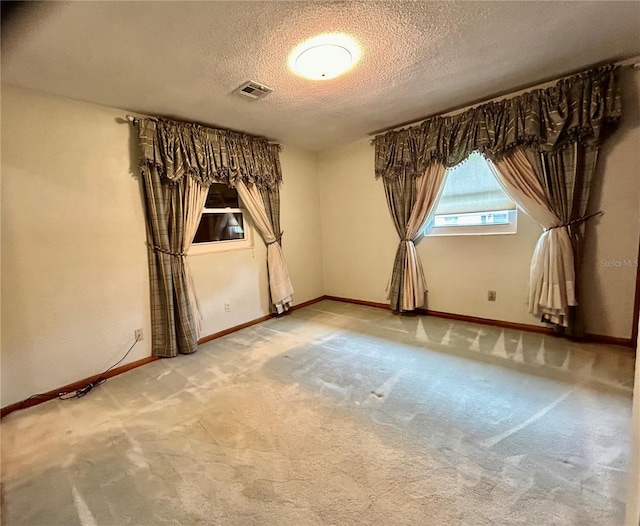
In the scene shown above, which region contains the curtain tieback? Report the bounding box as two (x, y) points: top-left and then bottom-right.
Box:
(545, 211), (603, 232)
(401, 238), (413, 242)
(148, 243), (186, 258)
(266, 231), (284, 246)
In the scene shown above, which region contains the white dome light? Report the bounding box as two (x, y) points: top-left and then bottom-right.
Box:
(289, 34), (360, 81)
(295, 44), (352, 80)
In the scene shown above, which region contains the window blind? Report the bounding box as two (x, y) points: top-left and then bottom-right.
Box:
(436, 152), (515, 215)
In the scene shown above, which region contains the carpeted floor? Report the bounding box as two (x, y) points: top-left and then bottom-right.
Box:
(1, 300), (635, 525)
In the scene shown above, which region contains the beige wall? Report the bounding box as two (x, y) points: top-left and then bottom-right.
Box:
(1, 86), (323, 407)
(318, 137), (398, 304)
(318, 68), (640, 338)
(317, 139), (545, 327)
(582, 68), (640, 339)
(1, 87), (152, 407)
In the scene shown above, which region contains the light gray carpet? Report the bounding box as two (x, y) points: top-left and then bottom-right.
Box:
(1, 300), (634, 525)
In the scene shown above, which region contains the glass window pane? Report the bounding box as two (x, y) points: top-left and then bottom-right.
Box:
(433, 211), (512, 228)
(193, 212), (245, 243)
(205, 183), (239, 209)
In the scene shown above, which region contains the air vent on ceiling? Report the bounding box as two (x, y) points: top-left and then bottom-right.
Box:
(235, 81), (273, 100)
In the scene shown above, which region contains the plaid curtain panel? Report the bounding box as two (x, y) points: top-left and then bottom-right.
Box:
(374, 66), (621, 181)
(137, 120), (283, 357)
(141, 164), (198, 357)
(384, 169), (418, 312)
(383, 163), (447, 312)
(525, 144), (601, 337)
(259, 184), (284, 313)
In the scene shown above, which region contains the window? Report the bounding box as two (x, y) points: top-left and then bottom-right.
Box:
(189, 183), (252, 255)
(423, 152), (517, 237)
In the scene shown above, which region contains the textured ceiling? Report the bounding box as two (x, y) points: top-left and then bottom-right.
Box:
(3, 1), (640, 151)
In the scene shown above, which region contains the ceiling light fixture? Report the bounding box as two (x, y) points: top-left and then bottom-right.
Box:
(289, 33), (361, 81)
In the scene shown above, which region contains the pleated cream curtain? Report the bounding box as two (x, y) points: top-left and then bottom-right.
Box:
(384, 162), (448, 311)
(487, 148), (576, 326)
(182, 177), (209, 338)
(236, 181), (294, 313)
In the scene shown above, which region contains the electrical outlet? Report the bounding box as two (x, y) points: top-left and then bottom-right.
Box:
(134, 328), (143, 341)
(487, 290), (496, 302)
(224, 302), (231, 312)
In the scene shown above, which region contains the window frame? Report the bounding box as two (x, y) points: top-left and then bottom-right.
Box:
(188, 188), (253, 256)
(423, 209), (518, 237)
(423, 151), (518, 238)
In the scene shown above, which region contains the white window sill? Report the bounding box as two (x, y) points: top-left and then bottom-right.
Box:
(189, 235), (253, 256)
(425, 230), (518, 237)
(424, 210), (518, 237)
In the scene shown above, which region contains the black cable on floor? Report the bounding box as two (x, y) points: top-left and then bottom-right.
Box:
(57, 335), (141, 400)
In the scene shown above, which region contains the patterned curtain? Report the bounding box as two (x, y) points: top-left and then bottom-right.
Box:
(237, 181), (294, 314)
(137, 117), (283, 357)
(258, 184), (281, 245)
(488, 148), (577, 329)
(374, 65), (622, 331)
(139, 118), (282, 189)
(140, 164), (205, 357)
(384, 162), (447, 311)
(524, 144), (601, 336)
(258, 183), (288, 312)
(374, 66), (621, 177)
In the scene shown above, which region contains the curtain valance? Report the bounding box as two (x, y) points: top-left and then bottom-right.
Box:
(374, 65), (621, 180)
(139, 117), (282, 190)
